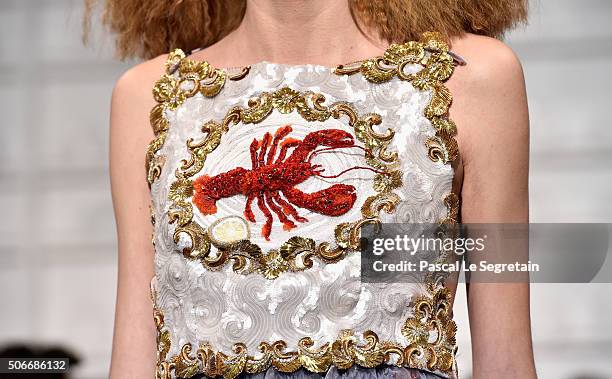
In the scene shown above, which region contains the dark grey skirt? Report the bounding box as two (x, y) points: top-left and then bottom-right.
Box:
(199, 365), (443, 379)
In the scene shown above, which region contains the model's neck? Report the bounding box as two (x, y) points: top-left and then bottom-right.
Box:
(224, 0), (386, 66)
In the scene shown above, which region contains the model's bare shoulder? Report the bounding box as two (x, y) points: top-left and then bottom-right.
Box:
(109, 53), (170, 189)
(447, 33), (528, 162)
(450, 33), (525, 95)
(112, 54), (168, 115)
(108, 53), (172, 154)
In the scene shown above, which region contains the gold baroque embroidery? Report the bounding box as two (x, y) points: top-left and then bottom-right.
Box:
(154, 308), (173, 379)
(167, 88), (402, 279)
(441, 193), (460, 226)
(146, 49), (233, 186)
(402, 284), (457, 374)
(153, 283), (457, 379)
(334, 32), (460, 165)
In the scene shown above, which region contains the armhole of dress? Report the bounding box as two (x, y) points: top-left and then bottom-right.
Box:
(414, 33), (464, 226)
(447, 51), (465, 225)
(448, 50), (465, 225)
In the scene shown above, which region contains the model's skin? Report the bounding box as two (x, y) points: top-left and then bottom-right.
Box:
(108, 1), (536, 378)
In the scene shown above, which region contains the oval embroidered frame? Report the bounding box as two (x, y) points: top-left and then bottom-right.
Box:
(166, 87), (403, 279)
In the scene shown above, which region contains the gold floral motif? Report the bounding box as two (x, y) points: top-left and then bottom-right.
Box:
(147, 155), (167, 184)
(333, 222), (358, 250)
(334, 32), (460, 165)
(150, 204), (157, 247)
(153, 283), (457, 379)
(373, 170), (402, 193)
(421, 191), (462, 288)
(228, 66), (251, 81)
(241, 90), (337, 124)
(168, 178), (194, 202)
(426, 117), (459, 163)
(167, 88), (401, 278)
(258, 250), (290, 279)
(153, 75), (186, 110)
(150, 103), (169, 136)
(271, 87), (300, 114)
(241, 92), (274, 123)
(360, 192), (401, 218)
(179, 123), (225, 179)
(280, 236), (316, 272)
(225, 240), (262, 275)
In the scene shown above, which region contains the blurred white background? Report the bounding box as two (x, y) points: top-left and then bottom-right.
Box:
(0, 0), (611, 378)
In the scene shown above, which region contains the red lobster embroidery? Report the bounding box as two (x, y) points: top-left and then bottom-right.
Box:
(193, 125), (383, 240)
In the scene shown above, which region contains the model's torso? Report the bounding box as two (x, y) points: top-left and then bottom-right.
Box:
(148, 32), (461, 379)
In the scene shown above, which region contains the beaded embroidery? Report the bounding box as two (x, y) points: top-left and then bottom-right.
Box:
(193, 125), (389, 240)
(165, 88), (402, 279)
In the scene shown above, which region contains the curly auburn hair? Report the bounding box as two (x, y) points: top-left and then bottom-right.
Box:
(84, 0), (528, 60)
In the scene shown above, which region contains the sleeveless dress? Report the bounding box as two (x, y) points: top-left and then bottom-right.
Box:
(146, 32), (463, 379)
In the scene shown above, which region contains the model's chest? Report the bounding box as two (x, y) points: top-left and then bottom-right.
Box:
(150, 63), (453, 271)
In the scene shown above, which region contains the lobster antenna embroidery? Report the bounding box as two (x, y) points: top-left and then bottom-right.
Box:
(315, 165), (386, 179)
(192, 124), (387, 240)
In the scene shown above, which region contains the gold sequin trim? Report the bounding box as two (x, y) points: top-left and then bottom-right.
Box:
(154, 308), (173, 379)
(441, 193), (460, 226)
(167, 88), (403, 279)
(154, 283), (457, 379)
(335, 32), (460, 166)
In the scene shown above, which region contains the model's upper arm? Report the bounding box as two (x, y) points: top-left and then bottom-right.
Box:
(447, 34), (536, 378)
(451, 34), (529, 224)
(108, 55), (166, 378)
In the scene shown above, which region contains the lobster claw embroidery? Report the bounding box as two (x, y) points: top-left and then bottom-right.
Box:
(192, 125), (383, 240)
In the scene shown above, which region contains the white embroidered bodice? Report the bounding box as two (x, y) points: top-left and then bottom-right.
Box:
(147, 32), (461, 379)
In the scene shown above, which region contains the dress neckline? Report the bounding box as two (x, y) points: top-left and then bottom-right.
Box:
(183, 54), (368, 76)
(185, 45), (376, 73)
(178, 34), (466, 78)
